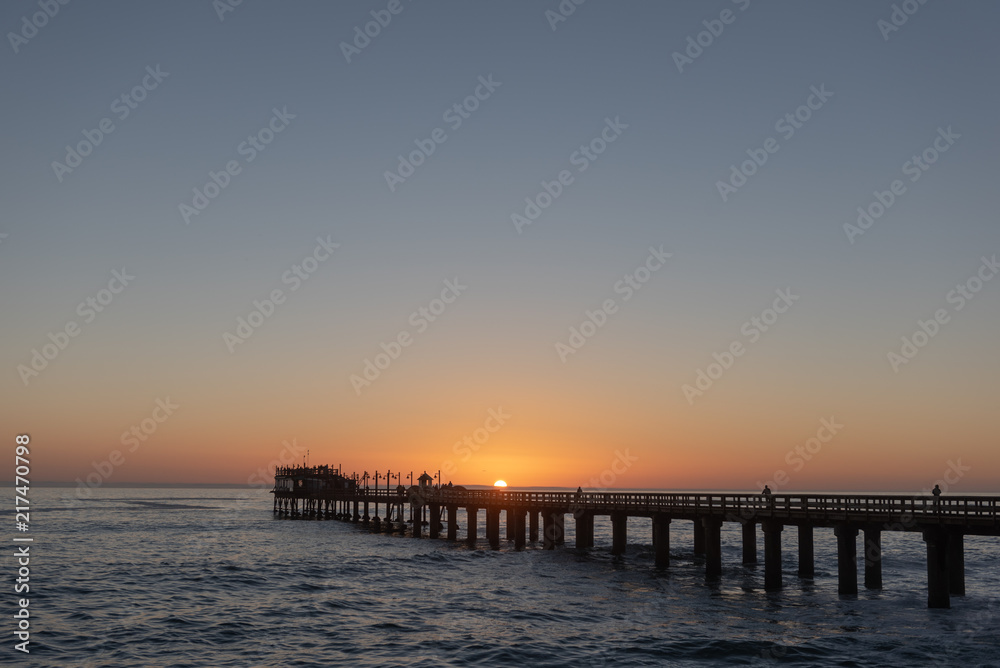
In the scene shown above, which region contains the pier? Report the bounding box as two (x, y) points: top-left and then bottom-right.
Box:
(271, 466), (999, 609)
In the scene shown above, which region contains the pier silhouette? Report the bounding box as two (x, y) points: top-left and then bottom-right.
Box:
(271, 465), (998, 609)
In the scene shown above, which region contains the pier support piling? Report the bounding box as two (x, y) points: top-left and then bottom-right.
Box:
(447, 505), (458, 541)
(797, 525), (814, 578)
(429, 503), (441, 539)
(693, 519), (705, 555)
(864, 527), (882, 590)
(466, 507), (478, 546)
(412, 504), (423, 538)
(529, 510), (539, 542)
(553, 513), (565, 546)
(576, 512), (594, 549)
(611, 511), (628, 556)
(653, 515), (671, 568)
(543, 512), (555, 550)
(514, 510), (526, 551)
(704, 517), (723, 578)
(487, 508), (500, 550)
(923, 528), (951, 609)
(947, 530), (965, 596)
(742, 521), (757, 565)
(835, 524), (858, 596)
(763, 520), (783, 591)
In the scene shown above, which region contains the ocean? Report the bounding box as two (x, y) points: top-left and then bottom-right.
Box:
(10, 487), (1000, 667)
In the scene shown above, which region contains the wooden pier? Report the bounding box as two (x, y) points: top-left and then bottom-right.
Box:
(271, 466), (999, 609)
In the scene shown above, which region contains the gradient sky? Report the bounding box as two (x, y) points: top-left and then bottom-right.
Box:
(2, 1), (998, 491)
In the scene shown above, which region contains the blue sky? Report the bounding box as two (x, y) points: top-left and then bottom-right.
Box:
(2, 1), (998, 487)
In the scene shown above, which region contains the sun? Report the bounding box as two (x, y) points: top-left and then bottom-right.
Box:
(494, 480), (507, 488)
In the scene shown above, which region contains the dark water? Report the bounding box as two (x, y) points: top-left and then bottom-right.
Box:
(11, 488), (1000, 667)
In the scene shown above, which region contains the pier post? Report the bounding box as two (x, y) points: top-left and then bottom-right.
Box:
(576, 512), (594, 549)
(653, 515), (671, 568)
(353, 499), (360, 523)
(363, 500), (369, 524)
(742, 521), (757, 564)
(835, 524), (858, 596)
(429, 503), (441, 539)
(763, 520), (783, 591)
(797, 525), (814, 578)
(466, 507), (478, 546)
(704, 517), (723, 577)
(923, 527), (950, 609)
(553, 512), (565, 546)
(412, 503), (423, 538)
(947, 530), (965, 596)
(447, 505), (458, 541)
(611, 511), (628, 556)
(529, 510), (539, 542)
(514, 510), (526, 550)
(543, 512), (555, 550)
(863, 526), (882, 590)
(693, 519), (705, 555)
(487, 507), (500, 550)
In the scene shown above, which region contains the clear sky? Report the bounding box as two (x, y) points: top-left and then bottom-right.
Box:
(2, 0), (998, 491)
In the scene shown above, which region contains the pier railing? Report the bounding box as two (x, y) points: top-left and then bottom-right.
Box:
(274, 487), (999, 527)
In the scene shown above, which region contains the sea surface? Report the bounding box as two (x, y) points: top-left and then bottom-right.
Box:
(9, 487), (1000, 667)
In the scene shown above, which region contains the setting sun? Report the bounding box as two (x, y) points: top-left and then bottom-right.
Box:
(494, 480), (507, 487)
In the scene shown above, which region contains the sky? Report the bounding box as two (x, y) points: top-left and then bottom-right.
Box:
(2, 0), (998, 492)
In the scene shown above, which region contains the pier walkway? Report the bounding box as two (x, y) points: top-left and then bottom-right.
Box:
(271, 467), (999, 609)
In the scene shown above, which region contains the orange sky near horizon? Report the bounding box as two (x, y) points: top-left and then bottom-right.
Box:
(13, 341), (999, 492)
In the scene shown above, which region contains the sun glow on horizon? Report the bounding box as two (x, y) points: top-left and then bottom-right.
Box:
(494, 480), (507, 487)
